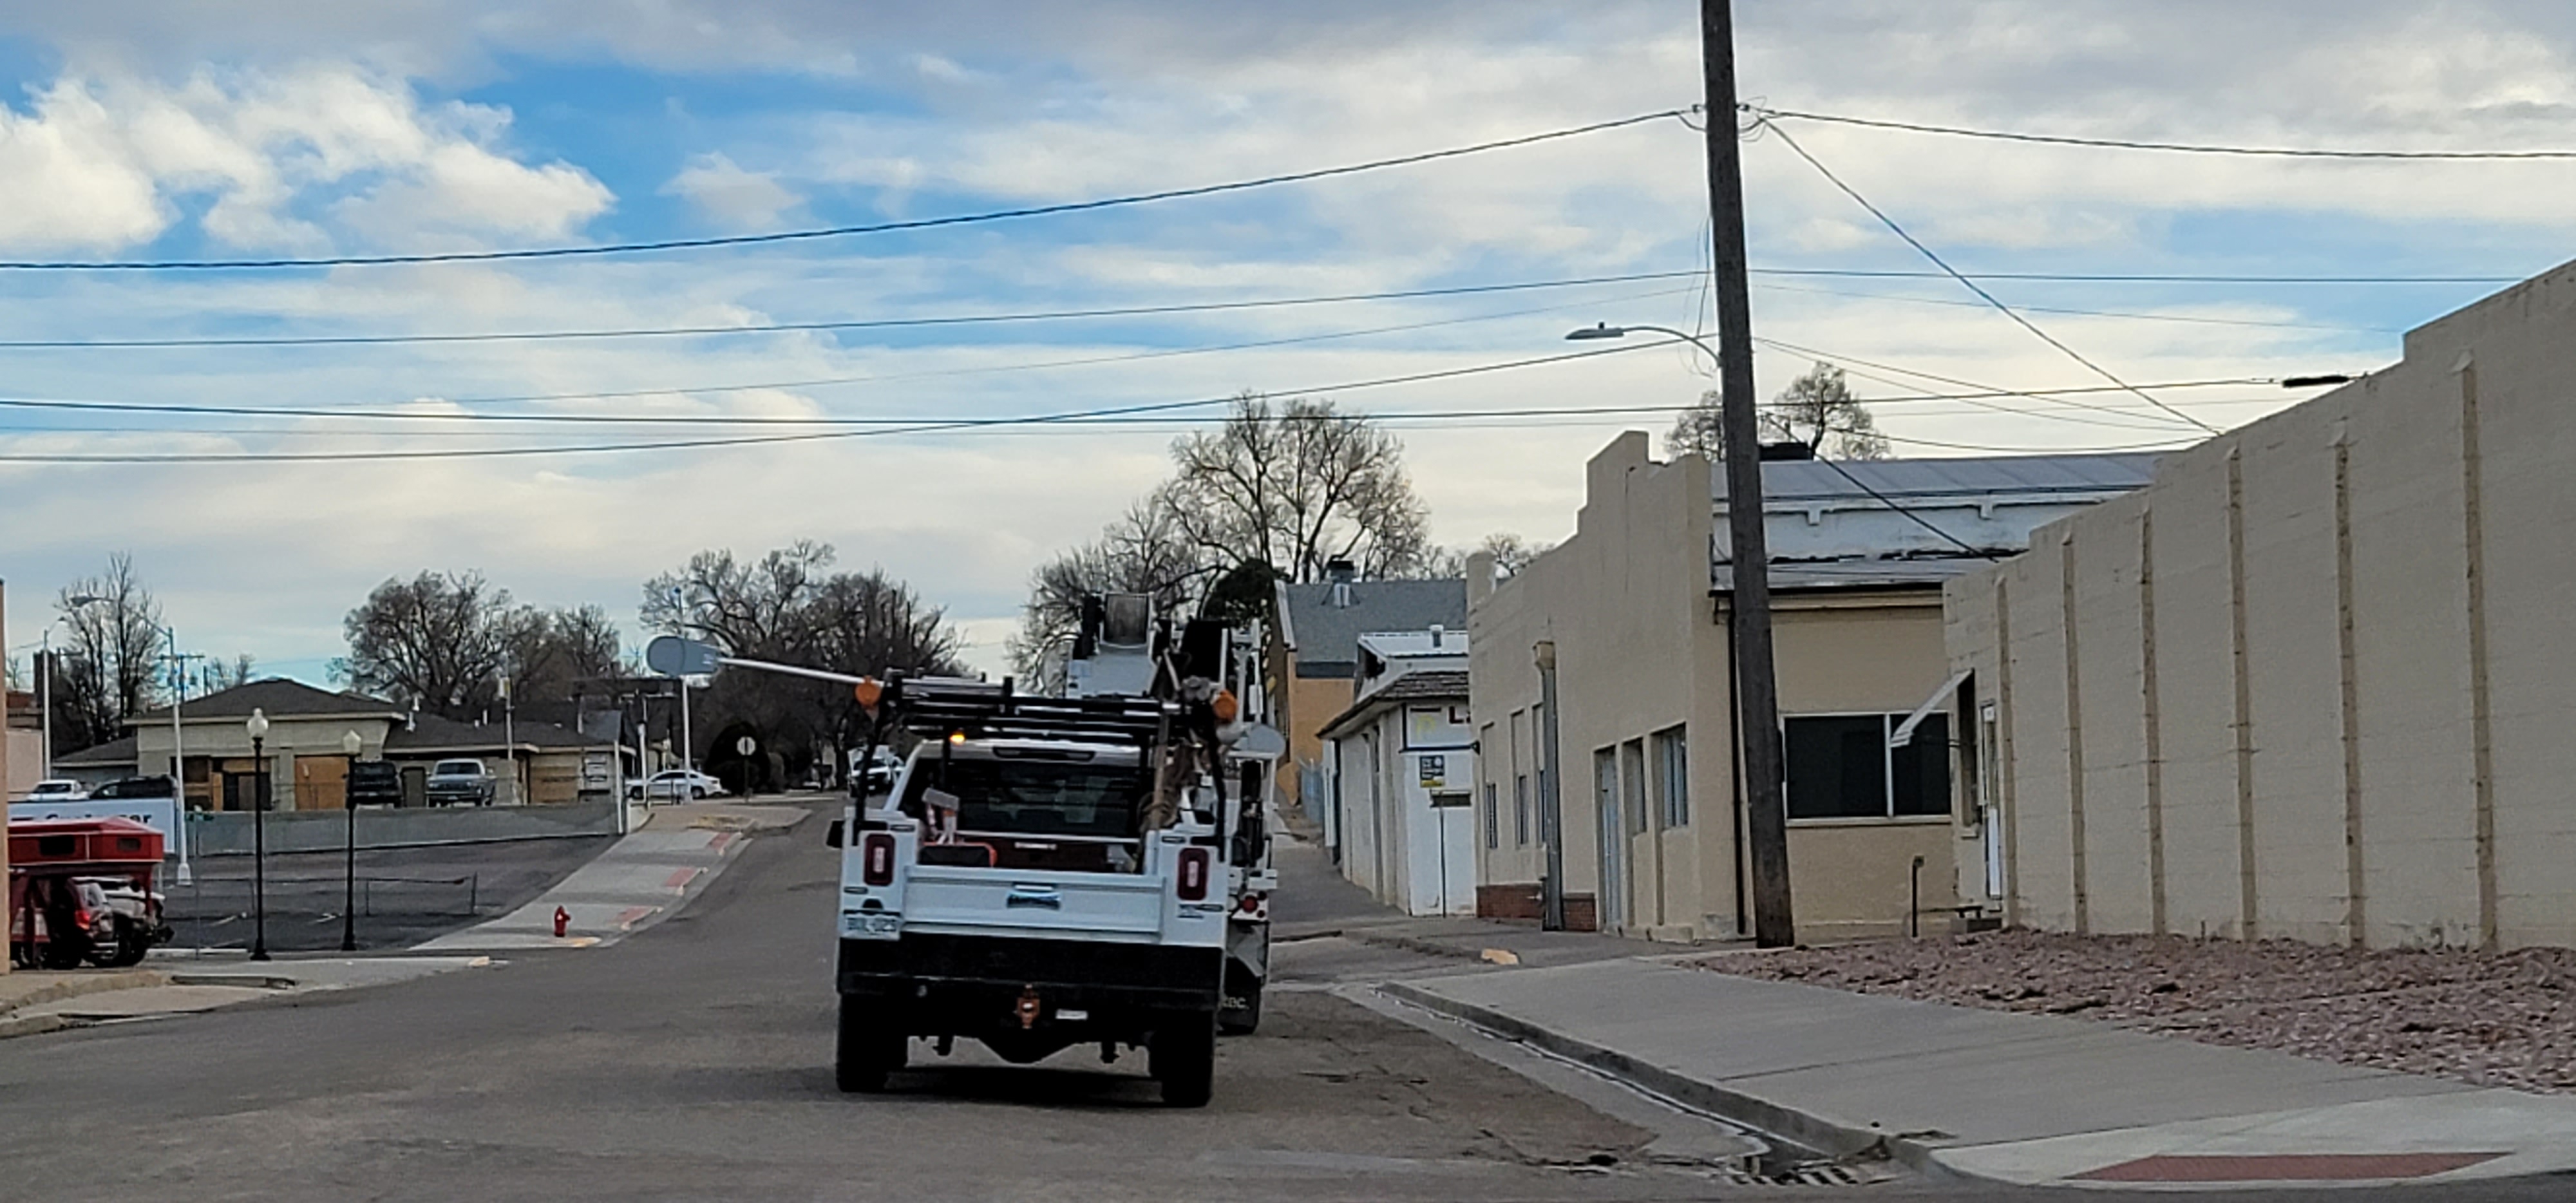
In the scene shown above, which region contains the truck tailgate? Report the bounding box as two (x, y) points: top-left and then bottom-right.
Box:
(902, 866), (1165, 938)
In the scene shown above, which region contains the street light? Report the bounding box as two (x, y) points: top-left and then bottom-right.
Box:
(1565, 321), (1719, 362)
(341, 729), (363, 953)
(247, 707), (270, 962)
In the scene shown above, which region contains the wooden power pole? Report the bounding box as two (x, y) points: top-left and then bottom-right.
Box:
(1701, 0), (1796, 947)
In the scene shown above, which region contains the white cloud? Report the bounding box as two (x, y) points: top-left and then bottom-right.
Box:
(0, 64), (611, 254)
(660, 151), (804, 232)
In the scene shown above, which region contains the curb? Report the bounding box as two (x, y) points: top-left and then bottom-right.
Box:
(1376, 980), (1972, 1183)
(0, 969), (167, 1019)
(0, 1012), (75, 1041)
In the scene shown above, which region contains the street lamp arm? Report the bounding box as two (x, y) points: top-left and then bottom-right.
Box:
(1565, 321), (1720, 369)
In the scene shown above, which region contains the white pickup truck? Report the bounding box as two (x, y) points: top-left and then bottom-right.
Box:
(828, 679), (1243, 1106)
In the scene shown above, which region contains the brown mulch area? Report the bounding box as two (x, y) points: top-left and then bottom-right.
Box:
(1694, 929), (2576, 1093)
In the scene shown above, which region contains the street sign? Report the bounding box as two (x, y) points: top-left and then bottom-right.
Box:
(645, 635), (725, 677)
(735, 735), (757, 756)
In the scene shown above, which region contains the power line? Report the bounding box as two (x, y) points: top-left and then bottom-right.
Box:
(1757, 120), (2223, 435)
(0, 338), (1680, 464)
(0, 110), (1686, 272)
(1749, 104), (2576, 161)
(0, 286), (1704, 426)
(0, 270), (1708, 350)
(1756, 336), (2211, 433)
(1748, 269), (2517, 285)
(1879, 431), (2195, 454)
(1752, 281), (2399, 334)
(0, 376), (2281, 436)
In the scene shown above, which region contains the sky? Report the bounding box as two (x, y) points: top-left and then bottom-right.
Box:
(3, 0), (2574, 688)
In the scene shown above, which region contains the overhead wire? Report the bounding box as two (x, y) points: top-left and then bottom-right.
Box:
(1750, 282), (2399, 334)
(1756, 118), (2223, 436)
(0, 109), (1688, 272)
(0, 377), (2283, 435)
(0, 337), (1684, 464)
(1748, 104), (2576, 160)
(1748, 269), (2517, 285)
(0, 270), (1709, 350)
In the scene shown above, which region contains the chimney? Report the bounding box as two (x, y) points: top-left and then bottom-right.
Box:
(1429, 623), (1444, 649)
(1326, 558), (1356, 608)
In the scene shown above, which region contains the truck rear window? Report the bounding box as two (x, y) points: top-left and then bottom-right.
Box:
(902, 759), (1146, 839)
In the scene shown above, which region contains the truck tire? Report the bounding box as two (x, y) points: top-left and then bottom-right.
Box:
(1151, 1016), (1217, 1108)
(88, 918), (151, 969)
(1218, 969), (1264, 1036)
(835, 998), (905, 1094)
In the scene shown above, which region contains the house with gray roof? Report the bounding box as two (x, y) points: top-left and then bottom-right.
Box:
(1268, 563), (1466, 840)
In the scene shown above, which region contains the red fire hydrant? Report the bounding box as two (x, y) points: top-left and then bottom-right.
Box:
(553, 906), (571, 938)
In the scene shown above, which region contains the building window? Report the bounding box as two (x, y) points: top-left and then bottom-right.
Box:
(1785, 713), (1953, 820)
(1483, 782), (1499, 849)
(1653, 726), (1689, 828)
(1512, 772), (1531, 846)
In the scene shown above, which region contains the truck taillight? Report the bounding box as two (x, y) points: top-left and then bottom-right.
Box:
(862, 833), (897, 886)
(1177, 848), (1210, 902)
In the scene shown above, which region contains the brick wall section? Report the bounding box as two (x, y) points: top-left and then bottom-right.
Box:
(1475, 884), (1598, 931)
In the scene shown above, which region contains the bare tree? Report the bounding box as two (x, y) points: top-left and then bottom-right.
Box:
(1665, 363), (1888, 461)
(1426, 532), (1553, 580)
(641, 541), (834, 658)
(504, 605), (625, 704)
(52, 554), (166, 750)
(1007, 500), (1207, 685)
(338, 571), (516, 717)
(641, 542), (966, 773)
(1160, 393), (1432, 584)
(203, 653), (259, 692)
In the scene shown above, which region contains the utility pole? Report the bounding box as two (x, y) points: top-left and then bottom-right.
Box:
(1702, 0), (1795, 947)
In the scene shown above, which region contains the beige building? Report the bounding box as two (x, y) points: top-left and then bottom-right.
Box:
(1946, 260), (2576, 952)
(1472, 433), (2151, 940)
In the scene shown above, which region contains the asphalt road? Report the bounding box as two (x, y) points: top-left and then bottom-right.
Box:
(163, 835), (617, 953)
(5, 804), (2570, 1202)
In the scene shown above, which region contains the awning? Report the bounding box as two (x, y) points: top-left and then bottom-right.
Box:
(1889, 668), (1972, 749)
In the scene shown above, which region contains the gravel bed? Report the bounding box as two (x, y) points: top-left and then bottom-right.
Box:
(1695, 930), (2576, 1093)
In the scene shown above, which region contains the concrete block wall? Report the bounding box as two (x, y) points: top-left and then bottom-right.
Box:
(1949, 258), (2576, 951)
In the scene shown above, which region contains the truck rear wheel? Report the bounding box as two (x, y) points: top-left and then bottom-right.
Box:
(1151, 1016), (1216, 1108)
(835, 998), (905, 1094)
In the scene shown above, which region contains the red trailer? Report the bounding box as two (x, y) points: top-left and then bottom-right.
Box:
(8, 817), (170, 969)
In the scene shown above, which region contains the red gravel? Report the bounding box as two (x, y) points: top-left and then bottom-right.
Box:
(1695, 931), (2576, 1093)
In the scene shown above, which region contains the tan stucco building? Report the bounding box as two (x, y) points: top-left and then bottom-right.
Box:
(1946, 260), (2576, 952)
(1472, 433), (2151, 940)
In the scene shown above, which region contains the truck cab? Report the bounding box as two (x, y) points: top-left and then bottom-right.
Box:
(830, 679), (1235, 1106)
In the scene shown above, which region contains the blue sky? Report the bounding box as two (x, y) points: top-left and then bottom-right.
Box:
(2, 0), (2573, 687)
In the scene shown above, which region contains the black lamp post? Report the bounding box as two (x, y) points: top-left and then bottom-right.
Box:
(247, 707), (270, 961)
(341, 729), (363, 952)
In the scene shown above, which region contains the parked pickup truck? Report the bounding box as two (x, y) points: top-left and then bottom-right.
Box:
(424, 759), (496, 807)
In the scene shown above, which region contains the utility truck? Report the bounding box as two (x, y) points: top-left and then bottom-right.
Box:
(644, 594), (1279, 1108)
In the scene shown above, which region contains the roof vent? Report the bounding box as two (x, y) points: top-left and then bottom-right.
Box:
(1429, 624), (1444, 648)
(1325, 559), (1357, 609)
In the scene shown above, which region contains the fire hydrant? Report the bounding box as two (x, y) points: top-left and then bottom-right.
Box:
(553, 906), (571, 938)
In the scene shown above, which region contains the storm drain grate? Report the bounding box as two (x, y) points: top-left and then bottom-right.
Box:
(1710, 1162), (1873, 1188)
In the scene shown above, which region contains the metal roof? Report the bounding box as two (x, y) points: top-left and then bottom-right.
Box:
(1279, 578), (1467, 674)
(1719, 453), (2161, 507)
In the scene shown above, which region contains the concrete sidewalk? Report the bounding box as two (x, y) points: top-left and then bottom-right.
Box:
(1383, 956), (2576, 1189)
(410, 800), (807, 952)
(3, 956), (495, 1039)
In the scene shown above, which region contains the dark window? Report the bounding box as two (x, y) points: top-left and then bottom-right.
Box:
(1512, 773), (1530, 846)
(903, 758), (1146, 838)
(1891, 713), (1952, 817)
(1785, 715), (1895, 820)
(1483, 782), (1499, 849)
(1786, 714), (1953, 820)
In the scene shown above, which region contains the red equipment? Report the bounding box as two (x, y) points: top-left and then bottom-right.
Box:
(553, 905), (571, 938)
(8, 817), (169, 970)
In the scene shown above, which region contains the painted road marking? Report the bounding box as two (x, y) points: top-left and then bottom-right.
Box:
(664, 867), (705, 891)
(614, 906), (658, 931)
